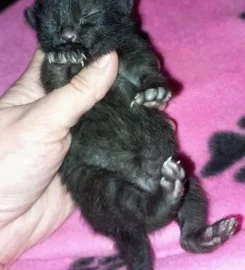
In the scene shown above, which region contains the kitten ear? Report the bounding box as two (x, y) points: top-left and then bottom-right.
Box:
(25, 7), (37, 28)
(120, 0), (134, 13)
(126, 0), (134, 9)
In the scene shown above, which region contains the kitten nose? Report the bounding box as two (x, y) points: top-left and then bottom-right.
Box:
(60, 26), (77, 42)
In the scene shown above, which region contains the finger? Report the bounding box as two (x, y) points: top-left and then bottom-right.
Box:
(19, 47), (44, 88)
(25, 52), (119, 129)
(0, 174), (74, 265)
(0, 48), (45, 108)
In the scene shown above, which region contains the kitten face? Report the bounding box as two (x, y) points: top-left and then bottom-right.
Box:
(25, 0), (134, 62)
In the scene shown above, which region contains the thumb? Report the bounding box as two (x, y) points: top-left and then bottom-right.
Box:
(28, 52), (118, 128)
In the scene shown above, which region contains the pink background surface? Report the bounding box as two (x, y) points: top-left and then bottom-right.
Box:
(0, 0), (245, 269)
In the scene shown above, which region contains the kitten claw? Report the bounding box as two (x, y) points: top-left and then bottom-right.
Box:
(46, 49), (87, 65)
(48, 54), (52, 64)
(162, 156), (185, 180)
(57, 52), (67, 64)
(71, 54), (77, 63)
(47, 52), (55, 64)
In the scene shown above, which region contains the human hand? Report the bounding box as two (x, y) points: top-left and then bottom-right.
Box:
(0, 48), (118, 268)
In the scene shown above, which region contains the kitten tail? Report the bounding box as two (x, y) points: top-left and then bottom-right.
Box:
(115, 230), (153, 270)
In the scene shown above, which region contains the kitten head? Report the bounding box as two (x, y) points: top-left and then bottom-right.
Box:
(25, 0), (135, 60)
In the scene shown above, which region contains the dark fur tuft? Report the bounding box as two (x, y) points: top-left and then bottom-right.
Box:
(201, 132), (245, 177)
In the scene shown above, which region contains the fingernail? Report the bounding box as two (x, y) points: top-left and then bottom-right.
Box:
(92, 53), (111, 68)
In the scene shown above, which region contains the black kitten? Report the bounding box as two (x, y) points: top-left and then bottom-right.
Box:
(25, 1), (238, 269)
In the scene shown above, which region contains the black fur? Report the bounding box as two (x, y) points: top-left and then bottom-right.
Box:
(69, 255), (125, 270)
(240, 12), (245, 20)
(201, 132), (245, 177)
(238, 115), (245, 129)
(202, 116), (245, 182)
(25, 1), (239, 269)
(0, 0), (17, 12)
(235, 166), (245, 182)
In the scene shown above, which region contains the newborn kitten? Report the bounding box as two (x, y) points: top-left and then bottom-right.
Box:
(25, 1), (238, 269)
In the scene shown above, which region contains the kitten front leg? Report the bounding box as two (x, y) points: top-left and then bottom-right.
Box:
(120, 53), (172, 108)
(131, 86), (172, 108)
(41, 58), (83, 92)
(133, 57), (172, 108)
(41, 48), (87, 92)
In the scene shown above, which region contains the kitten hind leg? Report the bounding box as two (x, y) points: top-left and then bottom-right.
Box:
(183, 217), (238, 253)
(146, 157), (185, 229)
(160, 157), (185, 200)
(115, 158), (185, 269)
(177, 178), (239, 253)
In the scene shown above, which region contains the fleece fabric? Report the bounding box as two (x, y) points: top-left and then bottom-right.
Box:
(0, 0), (245, 269)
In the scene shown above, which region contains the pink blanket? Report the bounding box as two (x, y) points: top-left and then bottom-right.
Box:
(0, 0), (245, 269)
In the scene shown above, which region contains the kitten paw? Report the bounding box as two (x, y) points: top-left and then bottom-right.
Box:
(160, 157), (185, 201)
(131, 87), (172, 108)
(181, 217), (239, 253)
(47, 49), (86, 66)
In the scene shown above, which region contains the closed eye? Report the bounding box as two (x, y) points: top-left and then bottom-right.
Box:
(80, 10), (102, 24)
